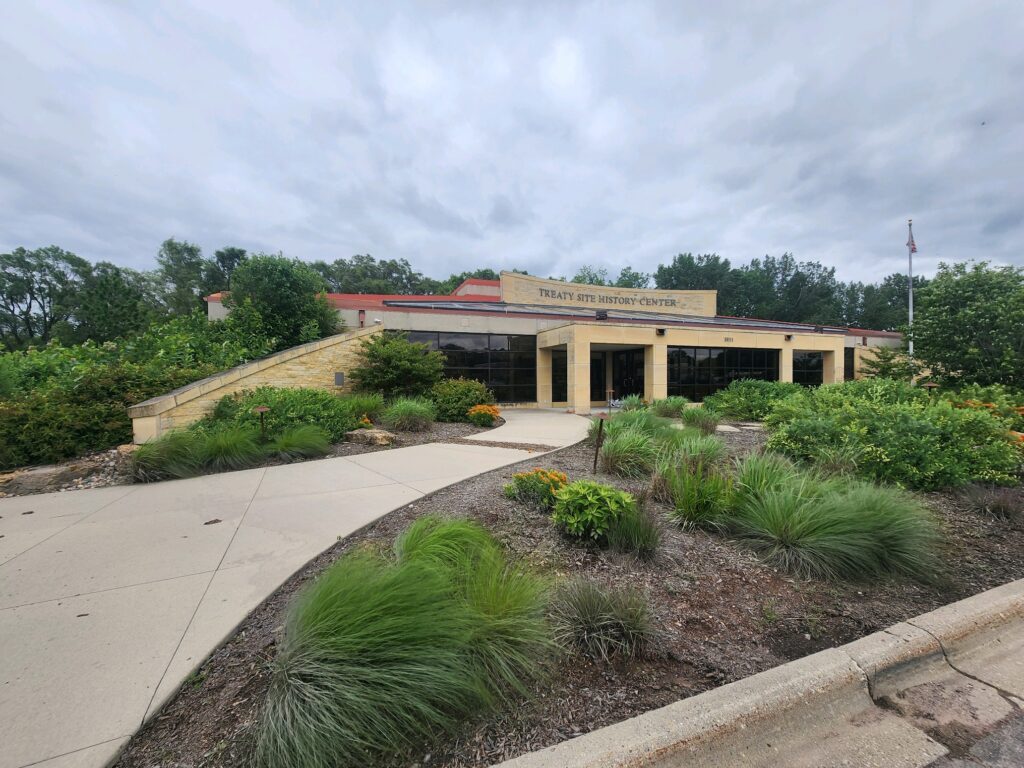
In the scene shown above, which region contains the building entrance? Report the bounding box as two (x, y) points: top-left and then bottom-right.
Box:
(612, 349), (645, 398)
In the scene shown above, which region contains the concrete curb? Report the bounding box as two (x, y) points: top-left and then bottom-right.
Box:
(495, 578), (1024, 768)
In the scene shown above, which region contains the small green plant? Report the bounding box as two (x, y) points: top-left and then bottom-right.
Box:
(958, 483), (1021, 520)
(267, 425), (331, 462)
(599, 427), (658, 478)
(341, 392), (385, 421)
(681, 406), (719, 435)
(670, 432), (727, 470)
(467, 403), (501, 427)
(549, 580), (653, 661)
(349, 332), (445, 399)
(703, 380), (803, 420)
(503, 468), (569, 509)
(619, 394), (646, 411)
(650, 396), (689, 418)
(605, 504), (661, 560)
(131, 430), (203, 481)
(552, 480), (636, 540)
(588, 409), (670, 443)
(381, 397), (436, 432)
(666, 461), (733, 529)
(197, 426), (265, 472)
(430, 377), (496, 422)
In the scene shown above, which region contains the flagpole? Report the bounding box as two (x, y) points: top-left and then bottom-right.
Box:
(907, 218), (914, 358)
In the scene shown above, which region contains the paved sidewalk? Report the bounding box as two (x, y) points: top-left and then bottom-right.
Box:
(0, 411), (589, 768)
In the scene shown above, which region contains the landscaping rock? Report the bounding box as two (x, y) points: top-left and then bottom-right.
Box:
(345, 428), (396, 446)
(0, 463), (91, 495)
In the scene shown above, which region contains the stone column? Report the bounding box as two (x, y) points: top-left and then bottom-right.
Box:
(567, 338), (591, 415)
(779, 346), (794, 383)
(645, 343), (668, 402)
(822, 349), (842, 384)
(536, 346), (553, 407)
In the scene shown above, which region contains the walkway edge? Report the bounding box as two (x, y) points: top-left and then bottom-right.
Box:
(494, 578), (1024, 768)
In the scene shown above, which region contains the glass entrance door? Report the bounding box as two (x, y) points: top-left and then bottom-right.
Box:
(611, 349), (645, 398)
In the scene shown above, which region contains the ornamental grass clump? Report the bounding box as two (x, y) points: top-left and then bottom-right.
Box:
(680, 406), (719, 435)
(650, 396), (690, 418)
(666, 461), (733, 530)
(381, 397), (436, 432)
(619, 394), (647, 411)
(588, 409), (670, 443)
(599, 427), (658, 478)
(256, 517), (551, 768)
(266, 425), (331, 462)
(503, 467), (568, 509)
(131, 429), (203, 481)
(340, 392), (385, 422)
(196, 426), (265, 472)
(549, 580), (654, 661)
(958, 483), (1021, 520)
(605, 504), (662, 560)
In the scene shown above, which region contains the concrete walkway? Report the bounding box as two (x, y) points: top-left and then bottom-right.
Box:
(0, 410), (589, 768)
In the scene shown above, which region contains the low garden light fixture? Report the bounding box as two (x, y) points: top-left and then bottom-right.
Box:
(253, 405), (270, 440)
(922, 381), (940, 399)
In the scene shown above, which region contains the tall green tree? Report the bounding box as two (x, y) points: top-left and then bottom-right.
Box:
(614, 267), (651, 288)
(63, 262), (157, 343)
(228, 254), (340, 349)
(311, 254), (437, 294)
(201, 246), (248, 295)
(156, 238), (207, 315)
(571, 266), (609, 285)
(0, 246), (89, 350)
(912, 261), (1024, 387)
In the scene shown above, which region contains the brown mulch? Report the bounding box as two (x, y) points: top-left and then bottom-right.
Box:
(112, 425), (1024, 768)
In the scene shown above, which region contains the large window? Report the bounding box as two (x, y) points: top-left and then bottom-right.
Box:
(793, 351), (824, 386)
(405, 331), (537, 402)
(668, 346), (780, 401)
(844, 347), (856, 381)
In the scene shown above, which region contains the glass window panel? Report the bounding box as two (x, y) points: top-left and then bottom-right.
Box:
(438, 332), (488, 351)
(405, 331), (439, 348)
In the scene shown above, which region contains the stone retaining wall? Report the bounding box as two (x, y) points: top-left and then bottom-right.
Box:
(127, 326), (381, 443)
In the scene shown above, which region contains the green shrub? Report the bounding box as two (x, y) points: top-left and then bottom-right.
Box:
(605, 505), (661, 560)
(341, 392), (385, 421)
(549, 580), (653, 661)
(681, 406), (719, 435)
(213, 387), (358, 442)
(552, 480), (636, 540)
(730, 480), (941, 581)
(503, 468), (569, 509)
(650, 396), (689, 418)
(131, 430), (204, 481)
(945, 383), (1024, 431)
(703, 380), (802, 420)
(256, 519), (550, 768)
(619, 394), (646, 411)
(267, 425), (331, 462)
(197, 426), (265, 472)
(349, 332), (445, 399)
(467, 403), (501, 427)
(599, 427), (658, 479)
(430, 377), (495, 422)
(381, 397), (436, 432)
(666, 462), (733, 529)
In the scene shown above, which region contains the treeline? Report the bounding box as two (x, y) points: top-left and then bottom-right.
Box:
(0, 239), (931, 352)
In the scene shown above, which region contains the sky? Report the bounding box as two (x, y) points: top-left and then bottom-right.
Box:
(1, 1), (1022, 284)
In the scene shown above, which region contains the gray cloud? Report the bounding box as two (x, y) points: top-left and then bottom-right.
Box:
(1, 1), (1022, 282)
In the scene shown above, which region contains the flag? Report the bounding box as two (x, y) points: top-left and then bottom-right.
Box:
(907, 228), (917, 253)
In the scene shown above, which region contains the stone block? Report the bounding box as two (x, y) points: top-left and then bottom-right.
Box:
(345, 428), (395, 446)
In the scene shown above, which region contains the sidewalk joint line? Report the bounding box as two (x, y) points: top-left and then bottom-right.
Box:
(16, 733), (130, 768)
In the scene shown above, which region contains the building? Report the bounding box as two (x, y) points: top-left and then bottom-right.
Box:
(205, 272), (900, 415)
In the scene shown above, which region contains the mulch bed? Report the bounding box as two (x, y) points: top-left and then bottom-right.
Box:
(113, 425), (1024, 768)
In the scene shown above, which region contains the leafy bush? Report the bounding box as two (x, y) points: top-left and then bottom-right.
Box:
(702, 379), (802, 420)
(549, 580), (653, 661)
(946, 383), (1024, 432)
(605, 505), (661, 560)
(131, 430), (204, 481)
(650, 396), (689, 418)
(765, 381), (1021, 489)
(730, 479), (941, 581)
(341, 392), (385, 422)
(504, 468), (568, 509)
(666, 462), (733, 529)
(212, 386), (359, 442)
(680, 406), (719, 435)
(349, 332), (445, 399)
(467, 403), (501, 427)
(599, 427), (658, 479)
(619, 394), (646, 411)
(256, 519), (550, 768)
(267, 425), (331, 462)
(552, 480), (636, 540)
(430, 377), (496, 422)
(958, 484), (1021, 520)
(197, 426), (265, 472)
(381, 397), (436, 432)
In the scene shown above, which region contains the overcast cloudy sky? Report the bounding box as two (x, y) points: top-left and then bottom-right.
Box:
(1, 1), (1022, 283)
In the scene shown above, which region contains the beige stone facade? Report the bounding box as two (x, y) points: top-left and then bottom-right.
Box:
(127, 326), (381, 442)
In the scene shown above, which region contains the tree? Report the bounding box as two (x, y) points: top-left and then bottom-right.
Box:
(62, 262), (156, 343)
(858, 273), (928, 331)
(201, 246), (248, 295)
(571, 266), (609, 285)
(349, 332), (445, 398)
(433, 268), (500, 295)
(156, 238), (207, 315)
(311, 254), (437, 294)
(228, 254), (340, 349)
(0, 246), (89, 350)
(614, 267), (651, 288)
(859, 345), (919, 381)
(912, 261), (1024, 387)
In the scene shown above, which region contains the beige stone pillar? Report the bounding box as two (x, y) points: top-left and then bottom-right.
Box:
(779, 347), (794, 383)
(822, 349), (842, 384)
(567, 338), (591, 415)
(645, 344), (668, 402)
(536, 346), (553, 407)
